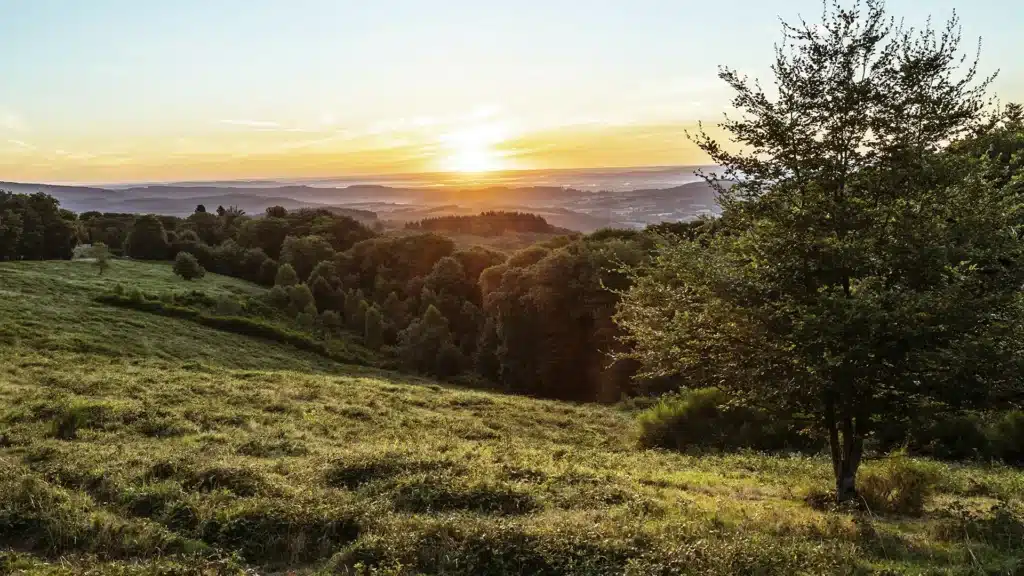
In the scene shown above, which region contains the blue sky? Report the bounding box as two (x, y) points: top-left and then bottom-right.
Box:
(0, 0), (1021, 182)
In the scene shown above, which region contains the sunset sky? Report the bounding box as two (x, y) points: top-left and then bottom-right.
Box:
(1, 0), (1022, 184)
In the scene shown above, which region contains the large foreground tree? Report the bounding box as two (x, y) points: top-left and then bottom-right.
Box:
(617, 0), (1024, 501)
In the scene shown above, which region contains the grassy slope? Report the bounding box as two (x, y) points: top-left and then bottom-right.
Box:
(0, 261), (1022, 575)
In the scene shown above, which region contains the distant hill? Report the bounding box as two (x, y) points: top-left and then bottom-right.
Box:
(0, 178), (720, 231)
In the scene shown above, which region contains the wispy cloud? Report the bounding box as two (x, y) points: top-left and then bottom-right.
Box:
(7, 139), (34, 150)
(220, 119), (282, 129)
(219, 119), (317, 133)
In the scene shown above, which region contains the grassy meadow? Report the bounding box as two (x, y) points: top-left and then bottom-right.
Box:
(0, 260), (1022, 575)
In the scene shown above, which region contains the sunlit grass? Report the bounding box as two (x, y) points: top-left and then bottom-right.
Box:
(0, 260), (1022, 574)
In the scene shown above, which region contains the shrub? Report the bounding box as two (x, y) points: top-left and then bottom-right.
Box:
(988, 410), (1024, 465)
(921, 413), (990, 461)
(214, 295), (243, 316)
(125, 285), (145, 302)
(636, 388), (813, 453)
(857, 455), (940, 516)
(173, 252), (205, 281)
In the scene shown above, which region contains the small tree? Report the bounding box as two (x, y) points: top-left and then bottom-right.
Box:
(173, 251), (205, 281)
(364, 305), (384, 350)
(616, 1), (1024, 501)
(275, 263), (299, 287)
(288, 283), (316, 314)
(92, 242), (111, 275)
(259, 259), (280, 286)
(321, 310), (343, 336)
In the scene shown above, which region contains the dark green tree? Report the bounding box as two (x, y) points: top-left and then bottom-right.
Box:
(616, 1), (1024, 501)
(125, 214), (169, 260)
(364, 305), (384, 350)
(288, 283), (316, 315)
(398, 304), (459, 377)
(173, 251), (205, 281)
(275, 263), (300, 287)
(259, 258), (280, 286)
(280, 235), (336, 282)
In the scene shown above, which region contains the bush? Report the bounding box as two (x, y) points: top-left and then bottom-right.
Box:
(921, 413), (990, 461)
(989, 410), (1024, 465)
(636, 388), (813, 453)
(172, 252), (205, 281)
(857, 455), (940, 516)
(214, 295), (243, 316)
(94, 294), (378, 367)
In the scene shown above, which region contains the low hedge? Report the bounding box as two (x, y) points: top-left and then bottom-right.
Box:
(95, 293), (375, 367)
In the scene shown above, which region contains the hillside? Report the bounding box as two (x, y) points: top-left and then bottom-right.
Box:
(1, 261), (1023, 575)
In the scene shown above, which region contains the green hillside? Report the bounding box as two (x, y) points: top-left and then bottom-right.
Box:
(1, 261), (1022, 575)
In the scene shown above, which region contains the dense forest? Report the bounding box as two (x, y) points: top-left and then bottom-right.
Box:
(404, 211), (568, 236)
(0, 198), (664, 403)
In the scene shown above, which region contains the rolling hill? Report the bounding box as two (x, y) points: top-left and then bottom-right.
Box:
(0, 261), (1021, 574)
(0, 179), (720, 232)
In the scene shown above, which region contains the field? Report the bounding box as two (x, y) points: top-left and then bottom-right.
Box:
(1, 261), (1022, 575)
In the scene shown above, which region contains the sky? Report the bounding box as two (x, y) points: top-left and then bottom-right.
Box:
(0, 0), (1022, 184)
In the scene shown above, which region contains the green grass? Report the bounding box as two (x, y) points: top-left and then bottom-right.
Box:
(1, 260), (1023, 574)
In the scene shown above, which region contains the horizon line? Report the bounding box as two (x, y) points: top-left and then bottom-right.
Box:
(11, 163), (719, 189)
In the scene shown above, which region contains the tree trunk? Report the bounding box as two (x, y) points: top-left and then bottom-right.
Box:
(826, 398), (864, 503)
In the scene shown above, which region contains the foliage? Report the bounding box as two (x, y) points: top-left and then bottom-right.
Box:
(274, 263), (299, 287)
(125, 215), (170, 260)
(95, 293), (375, 367)
(405, 211), (561, 236)
(636, 388), (817, 453)
(398, 305), (460, 378)
(172, 252), (205, 281)
(616, 0), (1024, 500)
(989, 410), (1024, 465)
(280, 235), (336, 282)
(287, 283), (316, 314)
(91, 242), (111, 275)
(364, 306), (384, 350)
(0, 190), (77, 260)
(858, 456), (940, 516)
(487, 237), (645, 401)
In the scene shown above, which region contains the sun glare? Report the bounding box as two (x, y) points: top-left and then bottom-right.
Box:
(440, 123), (509, 173)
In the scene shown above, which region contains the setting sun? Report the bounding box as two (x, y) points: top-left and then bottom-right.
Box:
(439, 123), (509, 173)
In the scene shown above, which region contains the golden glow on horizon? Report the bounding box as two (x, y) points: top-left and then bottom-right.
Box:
(439, 123), (510, 174)
(0, 117), (735, 183)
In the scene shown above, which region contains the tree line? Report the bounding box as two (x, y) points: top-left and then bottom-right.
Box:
(404, 211), (564, 236)
(0, 198), (654, 402)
